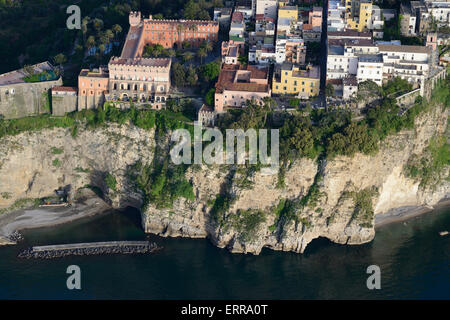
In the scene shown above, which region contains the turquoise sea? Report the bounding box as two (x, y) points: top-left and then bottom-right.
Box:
(0, 207), (449, 299)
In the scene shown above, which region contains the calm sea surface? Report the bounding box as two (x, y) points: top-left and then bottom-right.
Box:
(0, 207), (449, 299)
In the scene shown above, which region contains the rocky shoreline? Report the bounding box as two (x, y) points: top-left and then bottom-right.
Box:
(0, 188), (111, 245)
(375, 198), (450, 228)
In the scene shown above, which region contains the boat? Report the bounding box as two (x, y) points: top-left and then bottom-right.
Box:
(439, 231), (448, 236)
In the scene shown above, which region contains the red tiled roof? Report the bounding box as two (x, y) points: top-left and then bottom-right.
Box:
(215, 65), (269, 93)
(232, 11), (244, 23)
(52, 86), (77, 92)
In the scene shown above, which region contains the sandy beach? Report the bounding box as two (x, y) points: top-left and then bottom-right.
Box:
(0, 188), (111, 244)
(375, 198), (450, 228)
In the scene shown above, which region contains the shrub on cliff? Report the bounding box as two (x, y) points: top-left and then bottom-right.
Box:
(105, 173), (117, 192)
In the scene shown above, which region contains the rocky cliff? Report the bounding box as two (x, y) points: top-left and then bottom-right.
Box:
(0, 103), (448, 254)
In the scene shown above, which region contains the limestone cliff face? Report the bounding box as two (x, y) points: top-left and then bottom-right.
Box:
(0, 104), (448, 254)
(142, 104), (449, 254)
(0, 124), (155, 209)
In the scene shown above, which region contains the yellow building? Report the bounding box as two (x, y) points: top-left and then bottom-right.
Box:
(346, 0), (372, 32)
(278, 0), (289, 8)
(272, 63), (320, 98)
(278, 6), (298, 20)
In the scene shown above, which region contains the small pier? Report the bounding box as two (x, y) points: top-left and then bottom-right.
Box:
(18, 241), (161, 259)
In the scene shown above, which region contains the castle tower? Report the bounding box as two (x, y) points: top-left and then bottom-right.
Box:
(129, 11), (141, 26)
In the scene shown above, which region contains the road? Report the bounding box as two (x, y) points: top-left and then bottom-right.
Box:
(319, 0), (329, 109)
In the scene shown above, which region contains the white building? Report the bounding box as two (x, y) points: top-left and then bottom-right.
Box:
(256, 0), (278, 20)
(356, 54), (384, 86)
(378, 44), (431, 93)
(235, 6), (254, 22)
(328, 0), (346, 32)
(428, 1), (450, 27)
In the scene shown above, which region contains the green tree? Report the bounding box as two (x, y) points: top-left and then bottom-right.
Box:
(199, 60), (220, 82)
(54, 53), (67, 67)
(183, 51), (194, 63)
(112, 24), (122, 36)
(86, 36), (96, 50)
(171, 62), (186, 87)
(205, 88), (215, 106)
(186, 64), (198, 86)
(325, 83), (335, 97)
(93, 18), (104, 32)
(197, 47), (207, 64)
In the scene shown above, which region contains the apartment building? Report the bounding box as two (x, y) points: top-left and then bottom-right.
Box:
(272, 63), (320, 98)
(222, 40), (245, 65)
(213, 7), (232, 29)
(428, 1), (450, 27)
(328, 0), (346, 32)
(345, 0), (373, 32)
(356, 54), (384, 86)
(256, 0), (278, 20)
(400, 3), (418, 36)
(378, 45), (431, 90)
(327, 37), (378, 80)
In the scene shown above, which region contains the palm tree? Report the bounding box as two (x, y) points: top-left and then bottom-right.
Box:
(167, 49), (176, 58)
(189, 24), (198, 32)
(86, 36), (96, 54)
(183, 51), (194, 63)
(81, 17), (90, 43)
(112, 24), (122, 36)
(197, 47), (207, 64)
(54, 53), (67, 67)
(203, 40), (213, 53)
(177, 24), (186, 48)
(262, 97), (274, 126)
(189, 24), (198, 47)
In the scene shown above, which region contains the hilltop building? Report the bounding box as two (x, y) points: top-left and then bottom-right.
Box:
(128, 11), (219, 50)
(272, 63), (320, 98)
(214, 64), (271, 112)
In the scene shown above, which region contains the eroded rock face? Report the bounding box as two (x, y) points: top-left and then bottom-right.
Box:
(142, 104), (449, 254)
(0, 104), (448, 254)
(0, 124), (155, 209)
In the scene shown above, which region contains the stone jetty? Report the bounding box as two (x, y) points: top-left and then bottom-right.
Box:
(18, 241), (161, 259)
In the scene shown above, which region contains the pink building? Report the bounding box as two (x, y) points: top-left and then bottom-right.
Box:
(214, 64), (271, 112)
(308, 7), (323, 29)
(78, 67), (109, 109)
(221, 40), (245, 65)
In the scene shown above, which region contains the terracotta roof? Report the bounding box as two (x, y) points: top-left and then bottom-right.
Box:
(215, 65), (269, 93)
(343, 76), (358, 86)
(378, 44), (430, 54)
(199, 104), (214, 112)
(232, 12), (244, 23)
(328, 38), (375, 47)
(328, 30), (372, 39)
(52, 86), (77, 92)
